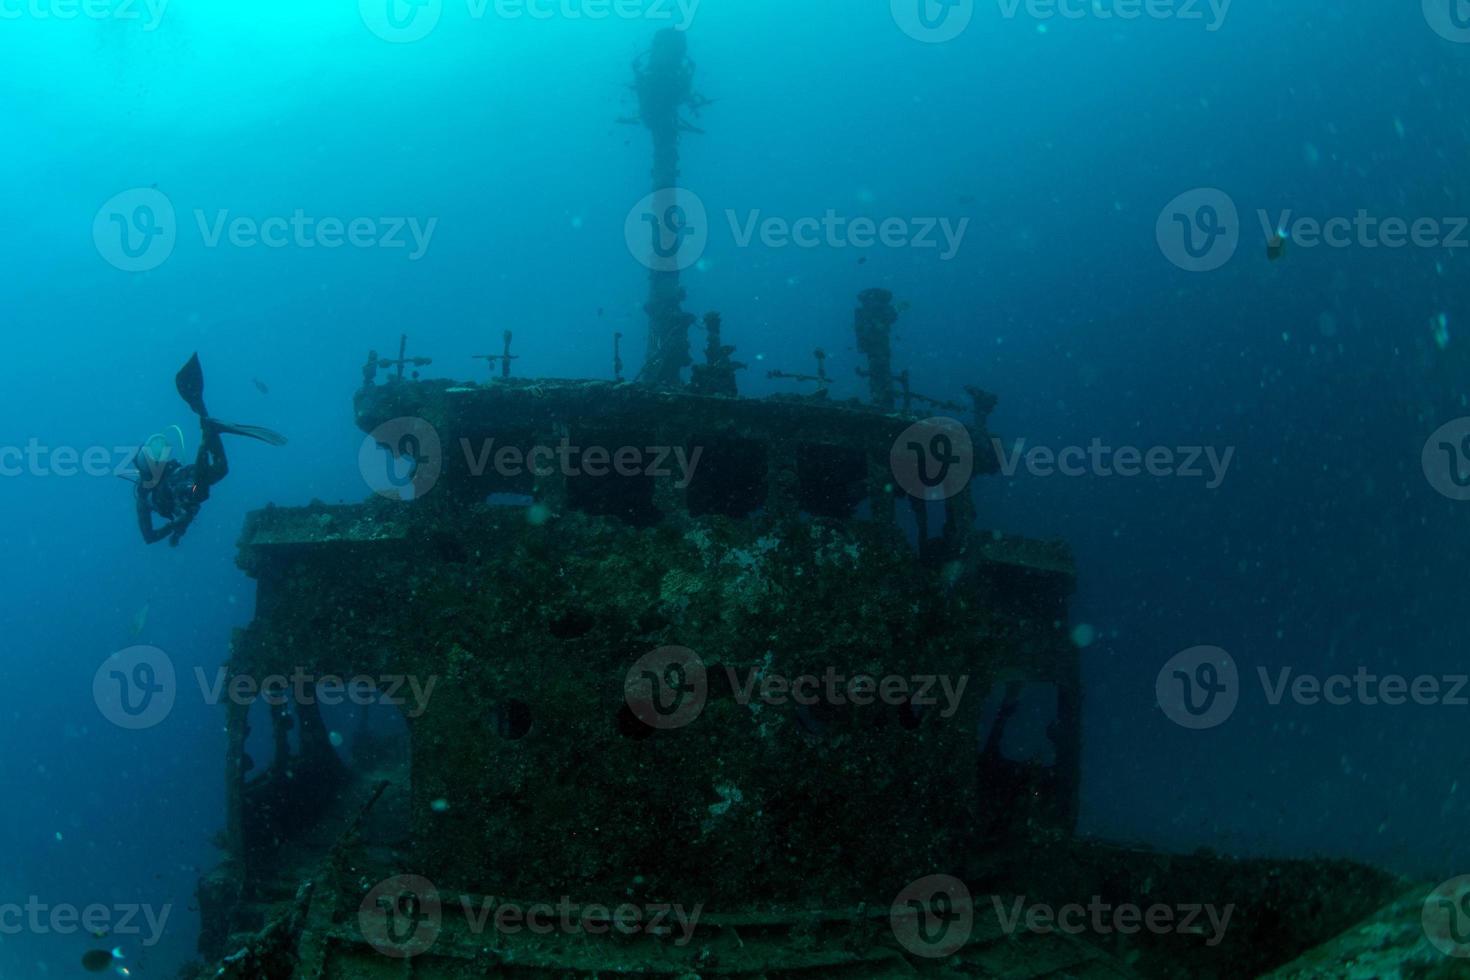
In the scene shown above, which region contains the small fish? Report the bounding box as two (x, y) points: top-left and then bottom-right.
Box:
(253, 378), (270, 395)
(81, 948), (123, 973)
(1267, 230), (1287, 261)
(129, 603), (150, 640)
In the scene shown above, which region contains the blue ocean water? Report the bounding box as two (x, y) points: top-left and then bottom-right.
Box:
(2, 0), (1468, 974)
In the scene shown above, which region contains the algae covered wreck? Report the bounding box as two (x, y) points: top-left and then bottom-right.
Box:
(181, 29), (1432, 980)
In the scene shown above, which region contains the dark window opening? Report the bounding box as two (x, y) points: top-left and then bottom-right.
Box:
(318, 691), (414, 848)
(565, 428), (661, 527)
(455, 427), (538, 497)
(686, 435), (768, 518)
(446, 426), (540, 499)
(796, 444), (868, 519)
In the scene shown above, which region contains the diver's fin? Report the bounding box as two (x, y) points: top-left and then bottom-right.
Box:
(206, 419), (288, 447)
(175, 353), (208, 418)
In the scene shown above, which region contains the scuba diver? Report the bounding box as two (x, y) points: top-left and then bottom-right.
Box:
(134, 354), (287, 547)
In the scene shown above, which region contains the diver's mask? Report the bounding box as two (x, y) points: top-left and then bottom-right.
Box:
(136, 425), (187, 489)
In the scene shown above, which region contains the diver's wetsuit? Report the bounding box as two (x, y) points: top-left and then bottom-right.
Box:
(135, 354), (285, 548)
(136, 420), (229, 546)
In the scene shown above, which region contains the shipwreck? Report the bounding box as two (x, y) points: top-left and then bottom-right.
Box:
(183, 29), (1437, 980)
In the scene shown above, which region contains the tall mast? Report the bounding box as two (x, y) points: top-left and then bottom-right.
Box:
(634, 29), (698, 387)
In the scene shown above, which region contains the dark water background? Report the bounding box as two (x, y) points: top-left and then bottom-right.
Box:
(2, 0), (1468, 973)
